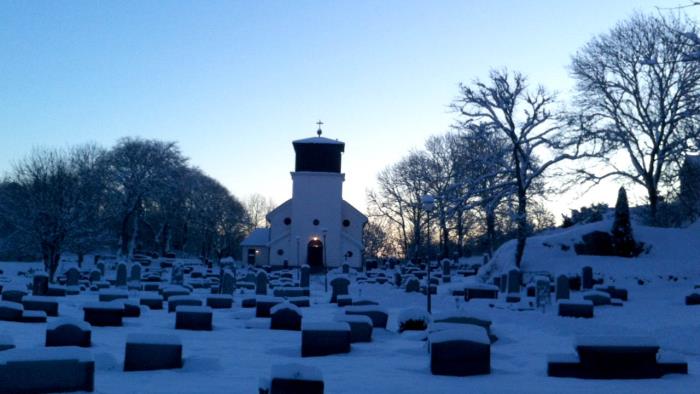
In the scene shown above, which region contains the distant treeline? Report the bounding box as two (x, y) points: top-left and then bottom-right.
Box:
(0, 137), (249, 280)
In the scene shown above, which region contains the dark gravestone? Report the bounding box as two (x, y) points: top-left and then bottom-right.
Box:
(65, 268), (80, 287)
(270, 303), (303, 331)
(507, 269), (521, 294)
(221, 271), (235, 295)
(342, 263), (350, 274)
(442, 259), (451, 283)
(582, 266), (593, 290)
(46, 318), (91, 347)
(88, 270), (101, 283)
(0, 347), (94, 393)
(300, 265), (310, 288)
(330, 277), (350, 303)
(175, 306), (213, 331)
(556, 275), (570, 300)
(404, 277), (419, 293)
(558, 300), (594, 318)
(129, 264), (141, 282)
(256, 271), (268, 296)
(116, 263), (128, 287)
(430, 326), (491, 376)
(301, 322), (351, 357)
(265, 364), (324, 394)
(83, 302), (123, 326)
(124, 333), (182, 371)
(21, 295), (59, 316)
(344, 306), (388, 329)
(32, 273), (49, 296)
(334, 314), (373, 343)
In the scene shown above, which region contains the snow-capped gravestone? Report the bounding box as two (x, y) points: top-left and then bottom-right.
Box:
(270, 302), (303, 331)
(116, 263), (128, 287)
(300, 265), (310, 288)
(221, 271), (235, 295)
(124, 333), (182, 371)
(556, 275), (570, 300)
(83, 302), (124, 326)
(32, 273), (49, 296)
(547, 336), (687, 379)
(170, 264), (184, 285)
(344, 305), (389, 329)
(430, 326), (491, 377)
(330, 277), (350, 303)
(129, 264), (141, 282)
(0, 301), (23, 321)
(45, 318), (91, 347)
(256, 271), (268, 295)
(175, 305), (213, 331)
(405, 277), (419, 293)
(65, 267), (80, 287)
(0, 347), (95, 393)
(442, 259), (451, 283)
(89, 270), (101, 283)
(334, 314), (373, 343)
(260, 364), (324, 394)
(1, 284), (27, 303)
(558, 300), (594, 318)
(536, 278), (551, 310)
(582, 266), (593, 290)
(301, 322), (351, 357)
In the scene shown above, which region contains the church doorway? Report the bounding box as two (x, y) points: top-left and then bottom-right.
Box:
(307, 239), (323, 269)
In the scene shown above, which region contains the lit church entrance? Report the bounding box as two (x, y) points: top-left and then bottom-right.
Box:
(307, 239), (323, 269)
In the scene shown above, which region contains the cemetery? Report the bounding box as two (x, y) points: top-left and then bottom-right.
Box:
(3, 2), (700, 393)
(0, 217), (696, 393)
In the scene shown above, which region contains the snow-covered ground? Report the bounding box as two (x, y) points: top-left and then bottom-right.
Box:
(1, 221), (699, 393)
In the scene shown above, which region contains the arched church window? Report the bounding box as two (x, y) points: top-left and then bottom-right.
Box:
(313, 219), (320, 226)
(284, 217), (291, 225)
(342, 219), (351, 227)
(346, 251), (353, 258)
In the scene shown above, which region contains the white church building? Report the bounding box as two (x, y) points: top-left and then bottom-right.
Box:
(241, 127), (367, 269)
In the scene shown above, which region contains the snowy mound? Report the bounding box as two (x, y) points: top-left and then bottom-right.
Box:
(479, 219), (700, 280)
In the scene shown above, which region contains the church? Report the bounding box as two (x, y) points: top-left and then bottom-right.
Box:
(240, 125), (368, 269)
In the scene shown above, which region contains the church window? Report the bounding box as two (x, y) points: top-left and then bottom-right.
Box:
(283, 217), (291, 225)
(346, 251), (353, 258)
(277, 249), (284, 256)
(342, 219), (351, 227)
(313, 219), (320, 226)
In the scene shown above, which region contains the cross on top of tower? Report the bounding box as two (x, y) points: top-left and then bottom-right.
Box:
(316, 120), (324, 136)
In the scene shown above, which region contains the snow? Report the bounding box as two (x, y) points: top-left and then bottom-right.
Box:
(0, 346), (92, 363)
(175, 305), (211, 313)
(575, 335), (659, 348)
(21, 295), (57, 303)
(82, 302), (123, 310)
(46, 317), (91, 331)
(127, 333), (181, 346)
(270, 302), (302, 315)
(270, 363), (323, 381)
(0, 301), (23, 311)
(1, 220), (700, 393)
(334, 314), (373, 325)
(429, 326), (490, 345)
(343, 305), (388, 314)
(302, 322), (350, 332)
(292, 136), (344, 145)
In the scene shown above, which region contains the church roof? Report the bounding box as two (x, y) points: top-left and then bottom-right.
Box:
(292, 136), (344, 145)
(241, 228), (270, 246)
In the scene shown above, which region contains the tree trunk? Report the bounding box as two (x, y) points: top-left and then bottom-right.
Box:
(120, 213), (132, 256)
(647, 184), (659, 225)
(514, 188), (528, 268)
(486, 208), (496, 256)
(456, 209), (464, 257)
(439, 214), (449, 260)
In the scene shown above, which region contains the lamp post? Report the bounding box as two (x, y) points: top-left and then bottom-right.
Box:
(322, 228), (328, 293)
(421, 194), (435, 314)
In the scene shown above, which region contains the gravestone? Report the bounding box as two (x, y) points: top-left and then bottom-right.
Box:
(394, 272), (402, 287)
(442, 259), (451, 283)
(66, 268), (80, 287)
(32, 273), (49, 296)
(129, 264), (142, 282)
(256, 271), (268, 295)
(221, 271), (235, 295)
(96, 262), (105, 276)
(171, 263), (184, 285)
(342, 263), (350, 274)
(507, 269), (521, 294)
(116, 263), (128, 287)
(536, 278), (551, 310)
(89, 270), (101, 283)
(582, 266), (593, 290)
(300, 265), (310, 288)
(405, 277), (419, 293)
(556, 275), (570, 300)
(499, 273), (507, 293)
(45, 318), (91, 347)
(330, 277), (350, 303)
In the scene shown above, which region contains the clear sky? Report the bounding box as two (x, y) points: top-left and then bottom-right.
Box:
(1, 0), (696, 218)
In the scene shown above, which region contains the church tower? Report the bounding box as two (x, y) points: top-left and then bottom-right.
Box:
(242, 122), (367, 269)
(290, 126), (345, 268)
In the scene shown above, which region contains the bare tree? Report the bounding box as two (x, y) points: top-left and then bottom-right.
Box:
(101, 137), (187, 259)
(451, 69), (581, 267)
(244, 193), (276, 230)
(0, 148), (84, 280)
(570, 13), (700, 223)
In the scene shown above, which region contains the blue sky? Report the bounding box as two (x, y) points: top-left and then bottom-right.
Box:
(1, 0), (695, 217)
